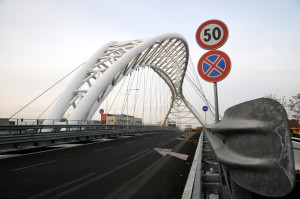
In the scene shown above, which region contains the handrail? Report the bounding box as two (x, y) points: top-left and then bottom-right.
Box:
(0, 124), (180, 152)
(0, 124), (178, 134)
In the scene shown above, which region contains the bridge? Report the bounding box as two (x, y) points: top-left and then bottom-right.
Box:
(0, 33), (297, 198)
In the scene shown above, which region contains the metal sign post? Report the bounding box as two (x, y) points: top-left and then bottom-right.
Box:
(213, 82), (219, 122)
(202, 106), (208, 126)
(197, 50), (231, 123)
(196, 20), (230, 123)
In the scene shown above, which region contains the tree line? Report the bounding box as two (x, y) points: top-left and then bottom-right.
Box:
(265, 93), (300, 127)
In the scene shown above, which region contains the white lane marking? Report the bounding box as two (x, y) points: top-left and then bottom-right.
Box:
(48, 150), (153, 198)
(94, 147), (113, 152)
(0, 154), (20, 159)
(156, 135), (181, 148)
(129, 149), (149, 159)
(11, 160), (57, 172)
(92, 138), (114, 142)
(154, 148), (188, 160)
(169, 152), (188, 161)
(118, 136), (133, 138)
(27, 172), (96, 199)
(48, 144), (83, 148)
(126, 140), (136, 144)
(154, 148), (171, 156)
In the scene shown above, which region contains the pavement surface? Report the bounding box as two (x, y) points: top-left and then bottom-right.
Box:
(0, 131), (200, 199)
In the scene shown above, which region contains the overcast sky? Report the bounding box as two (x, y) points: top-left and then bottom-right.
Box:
(0, 0), (299, 119)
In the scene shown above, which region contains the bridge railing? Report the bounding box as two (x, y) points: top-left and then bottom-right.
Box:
(0, 124), (178, 134)
(0, 123), (180, 152)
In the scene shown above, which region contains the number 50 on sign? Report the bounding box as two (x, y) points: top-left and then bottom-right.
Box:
(196, 20), (229, 50)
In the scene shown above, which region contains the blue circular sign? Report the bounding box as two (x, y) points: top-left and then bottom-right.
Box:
(202, 106), (208, 112)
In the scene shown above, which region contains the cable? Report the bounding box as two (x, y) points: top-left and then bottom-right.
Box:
(8, 62), (86, 120)
(37, 94), (61, 120)
(107, 75), (127, 114)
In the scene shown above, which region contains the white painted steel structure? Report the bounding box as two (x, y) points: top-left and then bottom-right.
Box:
(43, 33), (204, 125)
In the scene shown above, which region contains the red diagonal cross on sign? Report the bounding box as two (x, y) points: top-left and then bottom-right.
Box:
(204, 56), (224, 76)
(197, 50), (231, 82)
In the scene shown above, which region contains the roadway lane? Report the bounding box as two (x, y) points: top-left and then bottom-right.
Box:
(0, 131), (199, 199)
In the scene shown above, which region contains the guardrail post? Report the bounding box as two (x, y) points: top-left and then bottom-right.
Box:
(206, 98), (295, 197)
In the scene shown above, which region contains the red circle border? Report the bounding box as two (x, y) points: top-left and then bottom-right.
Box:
(196, 20), (229, 50)
(197, 50), (231, 82)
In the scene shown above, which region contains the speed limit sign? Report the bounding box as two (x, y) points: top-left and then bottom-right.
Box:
(196, 20), (228, 50)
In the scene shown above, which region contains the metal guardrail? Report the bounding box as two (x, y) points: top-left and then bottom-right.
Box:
(292, 137), (300, 142)
(205, 98), (295, 198)
(187, 131), (233, 199)
(0, 124), (180, 151)
(186, 98), (296, 199)
(191, 132), (203, 199)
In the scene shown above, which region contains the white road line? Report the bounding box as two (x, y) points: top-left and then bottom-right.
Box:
(157, 136), (179, 148)
(126, 140), (136, 144)
(27, 172), (96, 199)
(129, 149), (149, 159)
(11, 160), (57, 172)
(48, 144), (83, 148)
(0, 154), (20, 159)
(94, 147), (113, 152)
(48, 150), (153, 199)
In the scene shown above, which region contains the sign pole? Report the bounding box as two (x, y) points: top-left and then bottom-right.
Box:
(196, 19), (230, 124)
(213, 82), (219, 123)
(204, 111), (206, 132)
(202, 105), (208, 130)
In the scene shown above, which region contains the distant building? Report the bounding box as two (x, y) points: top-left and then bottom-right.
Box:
(157, 120), (177, 127)
(104, 114), (142, 125)
(289, 119), (300, 128)
(291, 128), (300, 135)
(289, 119), (300, 136)
(166, 120), (176, 128)
(101, 114), (114, 124)
(0, 118), (9, 125)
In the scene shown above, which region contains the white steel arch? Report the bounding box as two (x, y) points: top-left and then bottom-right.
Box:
(43, 33), (204, 125)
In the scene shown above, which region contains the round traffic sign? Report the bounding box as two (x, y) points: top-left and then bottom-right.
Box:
(196, 20), (228, 50)
(202, 106), (208, 112)
(99, 109), (104, 114)
(198, 50), (231, 82)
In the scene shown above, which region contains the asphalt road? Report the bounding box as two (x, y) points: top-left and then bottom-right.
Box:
(0, 131), (200, 199)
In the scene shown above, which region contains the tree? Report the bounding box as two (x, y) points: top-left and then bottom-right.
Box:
(288, 119), (299, 128)
(288, 93), (300, 120)
(265, 93), (300, 126)
(265, 94), (290, 117)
